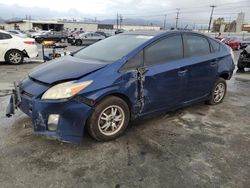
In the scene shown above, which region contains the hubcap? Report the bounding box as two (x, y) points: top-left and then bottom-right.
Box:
(213, 83), (225, 103)
(9, 52), (22, 64)
(98, 105), (125, 136)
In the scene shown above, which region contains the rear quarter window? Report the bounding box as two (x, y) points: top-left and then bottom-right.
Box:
(208, 38), (221, 52)
(0, 33), (12, 40)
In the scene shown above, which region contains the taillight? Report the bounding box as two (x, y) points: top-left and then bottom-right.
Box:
(24, 41), (35, 45)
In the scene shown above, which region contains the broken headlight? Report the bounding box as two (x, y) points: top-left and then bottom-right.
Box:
(41, 80), (93, 100)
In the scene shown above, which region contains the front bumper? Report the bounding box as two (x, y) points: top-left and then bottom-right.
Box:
(7, 90), (93, 143)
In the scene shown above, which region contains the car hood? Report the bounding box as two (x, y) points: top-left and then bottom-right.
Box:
(29, 56), (108, 84)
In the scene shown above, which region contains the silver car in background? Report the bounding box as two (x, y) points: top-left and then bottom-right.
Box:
(70, 32), (105, 46)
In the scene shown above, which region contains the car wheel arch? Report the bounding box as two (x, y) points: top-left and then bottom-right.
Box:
(94, 93), (132, 114)
(83, 93), (133, 137)
(219, 72), (230, 80)
(4, 49), (24, 60)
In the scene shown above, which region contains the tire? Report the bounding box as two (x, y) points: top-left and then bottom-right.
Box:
(237, 59), (245, 70)
(206, 78), (227, 105)
(75, 39), (82, 46)
(5, 50), (24, 65)
(87, 96), (130, 141)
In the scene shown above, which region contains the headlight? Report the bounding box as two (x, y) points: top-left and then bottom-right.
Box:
(41, 80), (93, 100)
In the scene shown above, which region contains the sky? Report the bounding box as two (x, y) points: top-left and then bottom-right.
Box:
(0, 0), (249, 27)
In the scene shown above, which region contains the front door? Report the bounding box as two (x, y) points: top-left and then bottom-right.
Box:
(140, 34), (188, 115)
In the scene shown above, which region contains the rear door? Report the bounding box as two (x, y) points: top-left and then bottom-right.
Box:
(140, 34), (188, 114)
(182, 34), (218, 103)
(84, 33), (94, 44)
(0, 32), (12, 60)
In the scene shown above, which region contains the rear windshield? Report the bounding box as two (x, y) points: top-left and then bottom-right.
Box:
(73, 34), (153, 62)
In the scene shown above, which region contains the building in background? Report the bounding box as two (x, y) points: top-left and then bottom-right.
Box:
(212, 12), (246, 33)
(236, 12), (245, 32)
(2, 19), (160, 32)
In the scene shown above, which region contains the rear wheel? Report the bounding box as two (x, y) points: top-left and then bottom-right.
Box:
(5, 50), (24, 65)
(75, 39), (82, 46)
(87, 96), (130, 141)
(237, 59), (245, 70)
(206, 78), (227, 105)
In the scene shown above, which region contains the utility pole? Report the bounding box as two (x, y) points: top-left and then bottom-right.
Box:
(175, 8), (180, 29)
(116, 12), (119, 30)
(119, 14), (123, 29)
(208, 5), (216, 32)
(163, 14), (167, 30)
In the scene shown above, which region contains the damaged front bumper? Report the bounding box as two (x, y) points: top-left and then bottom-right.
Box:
(6, 85), (93, 143)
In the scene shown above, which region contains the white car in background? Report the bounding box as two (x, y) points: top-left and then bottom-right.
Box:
(7, 30), (27, 38)
(0, 30), (38, 64)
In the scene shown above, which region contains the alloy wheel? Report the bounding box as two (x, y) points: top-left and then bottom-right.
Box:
(98, 105), (125, 136)
(9, 52), (22, 64)
(213, 83), (225, 103)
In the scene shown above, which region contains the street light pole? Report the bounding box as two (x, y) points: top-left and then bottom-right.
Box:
(208, 5), (216, 32)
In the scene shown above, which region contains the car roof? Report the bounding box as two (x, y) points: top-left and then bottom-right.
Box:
(0, 30), (11, 34)
(120, 30), (209, 37)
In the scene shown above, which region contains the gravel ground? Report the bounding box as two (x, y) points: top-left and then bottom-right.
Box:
(0, 47), (250, 188)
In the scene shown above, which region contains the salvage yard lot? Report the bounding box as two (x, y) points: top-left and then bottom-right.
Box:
(0, 50), (250, 187)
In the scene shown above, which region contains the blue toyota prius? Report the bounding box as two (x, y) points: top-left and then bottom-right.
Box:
(6, 31), (235, 143)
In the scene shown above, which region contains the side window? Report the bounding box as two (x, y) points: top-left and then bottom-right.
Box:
(144, 35), (183, 66)
(208, 38), (220, 52)
(121, 51), (143, 70)
(185, 34), (210, 57)
(0, 33), (12, 40)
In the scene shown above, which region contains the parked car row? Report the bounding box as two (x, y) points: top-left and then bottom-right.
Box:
(215, 35), (250, 50)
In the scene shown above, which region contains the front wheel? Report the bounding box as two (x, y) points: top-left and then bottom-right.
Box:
(87, 96), (130, 141)
(206, 78), (227, 105)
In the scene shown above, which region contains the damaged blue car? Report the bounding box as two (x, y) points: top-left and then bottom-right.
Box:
(6, 31), (235, 143)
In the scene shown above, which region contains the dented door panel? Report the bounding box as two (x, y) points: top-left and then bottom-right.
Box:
(140, 60), (188, 115)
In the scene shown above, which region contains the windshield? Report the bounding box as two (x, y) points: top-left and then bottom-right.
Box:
(73, 34), (153, 62)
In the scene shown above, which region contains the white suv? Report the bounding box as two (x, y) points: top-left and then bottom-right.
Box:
(0, 30), (38, 64)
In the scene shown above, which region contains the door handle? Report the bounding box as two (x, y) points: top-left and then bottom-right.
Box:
(210, 61), (217, 66)
(178, 69), (188, 74)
